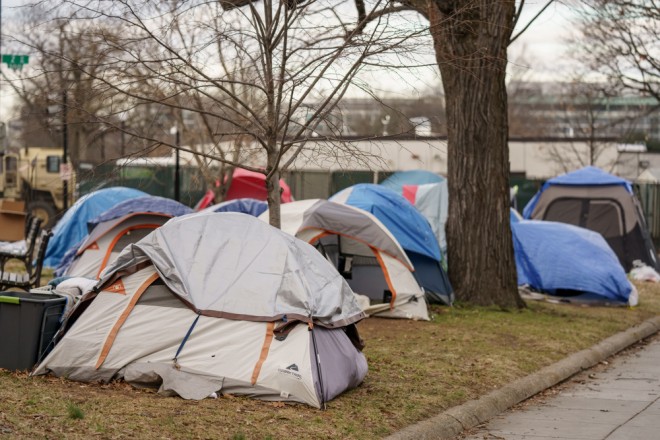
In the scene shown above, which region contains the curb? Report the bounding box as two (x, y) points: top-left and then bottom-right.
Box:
(385, 315), (660, 440)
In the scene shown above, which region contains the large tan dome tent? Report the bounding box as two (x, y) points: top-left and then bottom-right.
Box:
(34, 212), (368, 408)
(523, 166), (658, 272)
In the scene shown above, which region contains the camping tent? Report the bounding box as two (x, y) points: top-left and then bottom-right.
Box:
(60, 196), (193, 278)
(34, 213), (367, 408)
(523, 166), (658, 272)
(44, 187), (147, 268)
(261, 200), (430, 320)
(203, 198), (268, 217)
(400, 182), (449, 257)
(258, 198), (321, 235)
(380, 170), (444, 189)
(330, 184), (453, 305)
(513, 220), (637, 306)
(381, 172), (448, 258)
(226, 168), (293, 202)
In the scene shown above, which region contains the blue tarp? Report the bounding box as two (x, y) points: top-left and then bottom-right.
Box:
(380, 170), (444, 192)
(523, 166), (633, 218)
(90, 196), (193, 229)
(331, 183), (441, 261)
(204, 198), (268, 217)
(331, 183), (452, 304)
(44, 187), (147, 267)
(512, 220), (633, 305)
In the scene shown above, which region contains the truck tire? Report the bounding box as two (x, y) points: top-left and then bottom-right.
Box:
(28, 200), (58, 229)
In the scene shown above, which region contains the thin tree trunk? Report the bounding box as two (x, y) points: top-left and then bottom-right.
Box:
(430, 1), (524, 308)
(266, 150), (282, 229)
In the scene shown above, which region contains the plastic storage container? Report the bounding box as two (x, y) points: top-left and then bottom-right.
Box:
(0, 291), (66, 371)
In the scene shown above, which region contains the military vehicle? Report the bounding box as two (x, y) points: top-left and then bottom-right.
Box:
(0, 147), (71, 227)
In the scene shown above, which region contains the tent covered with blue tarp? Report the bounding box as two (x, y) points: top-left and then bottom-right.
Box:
(513, 220), (636, 306)
(523, 166), (658, 272)
(44, 187), (147, 267)
(203, 198), (268, 217)
(510, 208), (523, 223)
(331, 183), (453, 305)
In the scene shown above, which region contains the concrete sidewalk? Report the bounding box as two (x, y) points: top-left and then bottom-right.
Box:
(386, 316), (660, 440)
(462, 334), (660, 439)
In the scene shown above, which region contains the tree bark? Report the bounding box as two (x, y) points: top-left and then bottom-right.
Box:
(429, 1), (524, 308)
(266, 149), (282, 230)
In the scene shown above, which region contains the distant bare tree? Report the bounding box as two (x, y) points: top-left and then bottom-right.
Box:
(507, 49), (553, 138)
(577, 0), (660, 102)
(3, 7), (124, 167)
(541, 79), (655, 174)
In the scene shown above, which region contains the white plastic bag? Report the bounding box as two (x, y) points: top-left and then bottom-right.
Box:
(630, 260), (660, 283)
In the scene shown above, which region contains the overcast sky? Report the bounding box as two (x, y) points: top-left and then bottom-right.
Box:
(509, 0), (579, 82)
(0, 1), (581, 115)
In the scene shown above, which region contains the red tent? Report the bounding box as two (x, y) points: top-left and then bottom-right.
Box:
(226, 168), (292, 202)
(195, 168), (293, 211)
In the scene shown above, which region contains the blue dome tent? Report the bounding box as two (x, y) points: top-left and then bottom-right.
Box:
(331, 183), (453, 305)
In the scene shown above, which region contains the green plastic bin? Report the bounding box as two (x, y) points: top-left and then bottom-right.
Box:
(0, 291), (66, 371)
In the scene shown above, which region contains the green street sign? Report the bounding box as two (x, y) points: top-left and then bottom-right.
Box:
(1, 54), (29, 70)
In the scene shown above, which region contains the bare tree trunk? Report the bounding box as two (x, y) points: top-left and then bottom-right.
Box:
(430, 1), (523, 308)
(266, 149), (282, 230)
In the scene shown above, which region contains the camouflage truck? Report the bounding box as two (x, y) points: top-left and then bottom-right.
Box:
(0, 147), (72, 228)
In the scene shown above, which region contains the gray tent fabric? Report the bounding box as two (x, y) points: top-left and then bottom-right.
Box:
(98, 211), (365, 327)
(299, 200), (412, 266)
(311, 326), (369, 402)
(35, 213), (369, 408)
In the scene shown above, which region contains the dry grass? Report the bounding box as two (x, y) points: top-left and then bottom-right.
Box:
(1, 282), (659, 439)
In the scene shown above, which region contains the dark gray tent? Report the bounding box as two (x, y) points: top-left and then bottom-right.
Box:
(523, 166), (658, 272)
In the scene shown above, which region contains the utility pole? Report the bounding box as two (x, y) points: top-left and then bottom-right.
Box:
(62, 91), (68, 210)
(175, 127), (180, 202)
(171, 124), (180, 202)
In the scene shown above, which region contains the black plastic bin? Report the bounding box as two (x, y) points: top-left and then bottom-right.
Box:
(0, 291), (66, 371)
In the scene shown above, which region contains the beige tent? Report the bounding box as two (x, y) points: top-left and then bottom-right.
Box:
(261, 200), (430, 321)
(64, 213), (171, 278)
(34, 213), (367, 408)
(59, 195), (193, 279)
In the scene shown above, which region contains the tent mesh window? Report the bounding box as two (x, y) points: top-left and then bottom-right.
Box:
(352, 255), (380, 266)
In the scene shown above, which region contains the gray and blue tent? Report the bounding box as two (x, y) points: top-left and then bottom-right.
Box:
(380, 170), (444, 190)
(44, 187), (148, 268)
(524, 166), (658, 272)
(331, 184), (453, 305)
(57, 196), (193, 278)
(513, 220), (636, 306)
(203, 198), (268, 217)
